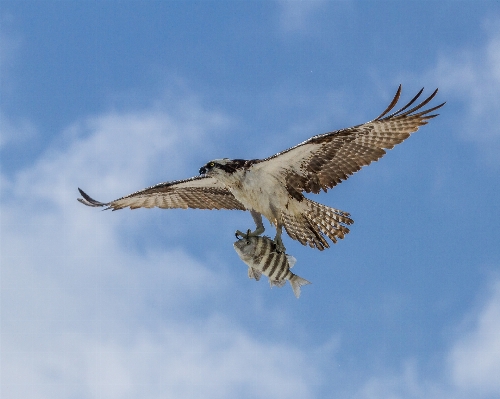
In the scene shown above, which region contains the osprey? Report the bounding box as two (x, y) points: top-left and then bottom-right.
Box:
(78, 86), (444, 251)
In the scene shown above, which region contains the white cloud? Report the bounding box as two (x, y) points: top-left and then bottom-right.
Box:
(277, 0), (327, 33)
(353, 278), (500, 399)
(2, 318), (316, 399)
(428, 20), (500, 163)
(449, 280), (500, 395)
(0, 99), (321, 398)
(9, 99), (230, 202)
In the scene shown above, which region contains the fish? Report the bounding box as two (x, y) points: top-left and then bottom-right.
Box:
(233, 235), (311, 298)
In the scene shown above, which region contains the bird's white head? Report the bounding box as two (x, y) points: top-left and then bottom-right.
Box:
(199, 158), (231, 176)
(199, 158), (249, 178)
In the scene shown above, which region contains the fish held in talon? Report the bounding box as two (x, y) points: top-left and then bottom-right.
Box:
(233, 235), (311, 299)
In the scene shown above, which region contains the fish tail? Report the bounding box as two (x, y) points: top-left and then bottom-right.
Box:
(289, 273), (311, 298)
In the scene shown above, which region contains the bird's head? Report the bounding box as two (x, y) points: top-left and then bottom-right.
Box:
(199, 158), (247, 177)
(199, 158), (230, 176)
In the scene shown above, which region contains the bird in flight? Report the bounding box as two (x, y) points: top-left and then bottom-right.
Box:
(78, 85), (444, 251)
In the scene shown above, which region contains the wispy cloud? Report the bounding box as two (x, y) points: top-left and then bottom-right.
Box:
(449, 279), (500, 396)
(277, 0), (327, 33)
(353, 278), (500, 399)
(0, 98), (322, 398)
(427, 19), (500, 164)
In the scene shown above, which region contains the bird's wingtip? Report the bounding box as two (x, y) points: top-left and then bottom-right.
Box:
(77, 187), (108, 207)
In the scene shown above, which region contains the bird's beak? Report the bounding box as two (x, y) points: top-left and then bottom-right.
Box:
(199, 166), (207, 175)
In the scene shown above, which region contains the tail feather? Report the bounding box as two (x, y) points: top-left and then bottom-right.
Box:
(289, 274), (311, 298)
(282, 212), (329, 250)
(281, 199), (353, 250)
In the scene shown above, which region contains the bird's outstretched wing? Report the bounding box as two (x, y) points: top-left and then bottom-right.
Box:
(254, 86), (445, 195)
(78, 176), (246, 211)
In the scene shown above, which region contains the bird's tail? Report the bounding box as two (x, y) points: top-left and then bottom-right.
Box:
(282, 199), (353, 250)
(289, 273), (311, 298)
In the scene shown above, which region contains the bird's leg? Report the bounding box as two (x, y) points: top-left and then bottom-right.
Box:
(250, 211), (265, 235)
(235, 211), (265, 239)
(273, 225), (286, 253)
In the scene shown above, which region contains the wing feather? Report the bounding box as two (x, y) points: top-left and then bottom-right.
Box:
(78, 176), (246, 211)
(254, 86), (445, 194)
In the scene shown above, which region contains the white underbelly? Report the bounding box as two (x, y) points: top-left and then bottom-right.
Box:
(230, 170), (289, 224)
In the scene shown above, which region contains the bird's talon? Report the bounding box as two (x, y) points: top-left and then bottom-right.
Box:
(273, 237), (286, 253)
(236, 228), (264, 239)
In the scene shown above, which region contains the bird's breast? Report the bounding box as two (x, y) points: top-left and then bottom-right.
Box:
(230, 168), (290, 223)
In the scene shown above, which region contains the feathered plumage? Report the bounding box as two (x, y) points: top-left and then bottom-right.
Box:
(78, 85), (444, 251)
(78, 176), (245, 211)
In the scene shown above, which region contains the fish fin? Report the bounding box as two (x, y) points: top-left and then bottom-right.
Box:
(269, 279), (286, 288)
(276, 280), (286, 288)
(248, 267), (262, 281)
(289, 274), (311, 298)
(286, 255), (297, 268)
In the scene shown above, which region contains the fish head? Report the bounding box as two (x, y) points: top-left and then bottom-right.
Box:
(233, 236), (260, 262)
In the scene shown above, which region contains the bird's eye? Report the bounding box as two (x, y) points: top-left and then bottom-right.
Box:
(246, 240), (251, 245)
(209, 162), (215, 168)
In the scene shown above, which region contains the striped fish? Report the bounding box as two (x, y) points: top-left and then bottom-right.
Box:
(233, 235), (311, 298)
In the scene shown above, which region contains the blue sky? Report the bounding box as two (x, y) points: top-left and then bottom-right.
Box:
(1, 1), (500, 398)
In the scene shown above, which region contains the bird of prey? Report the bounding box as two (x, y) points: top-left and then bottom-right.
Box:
(78, 85), (444, 251)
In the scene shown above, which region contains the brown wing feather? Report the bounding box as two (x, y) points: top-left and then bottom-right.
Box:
(78, 176), (246, 211)
(255, 86), (445, 194)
